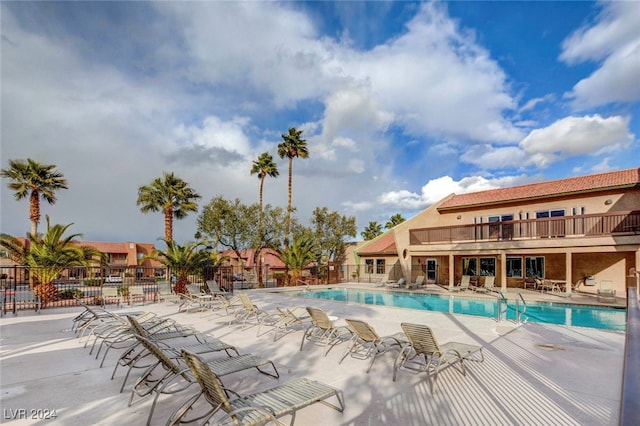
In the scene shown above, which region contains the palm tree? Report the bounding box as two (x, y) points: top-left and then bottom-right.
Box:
(0, 216), (99, 306)
(277, 235), (318, 286)
(148, 240), (209, 294)
(361, 221), (383, 240)
(250, 152), (279, 233)
(1, 158), (68, 235)
(137, 172), (201, 243)
(277, 127), (309, 248)
(385, 213), (406, 229)
(250, 152), (279, 287)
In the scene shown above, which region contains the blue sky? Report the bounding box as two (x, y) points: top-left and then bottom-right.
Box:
(1, 1), (638, 244)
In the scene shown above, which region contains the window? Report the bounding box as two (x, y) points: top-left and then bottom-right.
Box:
(536, 209), (565, 218)
(376, 259), (385, 274)
(462, 257), (477, 276)
(536, 209), (565, 237)
(489, 214), (514, 240)
(479, 257), (496, 276)
(365, 259), (374, 274)
(525, 256), (545, 278)
(507, 257), (522, 278)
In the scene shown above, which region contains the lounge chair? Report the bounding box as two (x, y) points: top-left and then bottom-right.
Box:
(167, 349), (344, 426)
(116, 315), (239, 388)
(300, 307), (352, 355)
(453, 275), (471, 292)
(180, 284), (216, 313)
(256, 307), (312, 342)
(157, 281), (181, 304)
(229, 293), (271, 329)
(473, 276), (496, 293)
(339, 319), (407, 373)
(205, 280), (227, 297)
(393, 322), (484, 393)
(127, 286), (146, 305)
(407, 275), (425, 290)
(101, 286), (121, 307)
(375, 273), (395, 287)
(597, 280), (616, 302)
(390, 277), (406, 288)
(129, 333), (277, 426)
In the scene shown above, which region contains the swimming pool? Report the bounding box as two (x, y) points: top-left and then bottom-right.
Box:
(280, 288), (626, 332)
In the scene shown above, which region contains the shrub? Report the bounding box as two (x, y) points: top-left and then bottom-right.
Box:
(60, 288), (83, 300)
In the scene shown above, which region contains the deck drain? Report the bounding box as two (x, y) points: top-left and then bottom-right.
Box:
(536, 343), (566, 351)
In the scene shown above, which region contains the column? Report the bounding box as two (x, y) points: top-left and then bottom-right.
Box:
(501, 252), (507, 292)
(565, 251), (572, 297)
(449, 253), (455, 290)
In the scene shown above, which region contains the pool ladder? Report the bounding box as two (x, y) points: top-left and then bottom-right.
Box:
(496, 292), (508, 322)
(515, 293), (527, 324)
(496, 292), (527, 323)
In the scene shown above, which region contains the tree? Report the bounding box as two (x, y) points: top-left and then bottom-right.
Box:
(309, 207), (356, 280)
(196, 196), (260, 272)
(277, 127), (309, 248)
(148, 240), (209, 294)
(277, 235), (318, 286)
(250, 152), (279, 234)
(385, 213), (406, 229)
(1, 158), (68, 235)
(137, 172), (201, 243)
(198, 197), (291, 286)
(361, 221), (383, 240)
(0, 216), (100, 306)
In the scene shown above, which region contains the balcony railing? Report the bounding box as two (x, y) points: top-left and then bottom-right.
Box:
(410, 211), (640, 245)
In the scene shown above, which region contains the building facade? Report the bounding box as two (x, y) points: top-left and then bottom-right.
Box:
(360, 167), (640, 297)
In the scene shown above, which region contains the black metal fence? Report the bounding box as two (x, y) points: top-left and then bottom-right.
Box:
(0, 263), (409, 314)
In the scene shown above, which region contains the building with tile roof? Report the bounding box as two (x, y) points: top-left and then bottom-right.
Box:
(357, 167), (640, 297)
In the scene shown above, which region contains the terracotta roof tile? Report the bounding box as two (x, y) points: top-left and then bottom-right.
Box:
(79, 241), (129, 253)
(438, 167), (640, 210)
(358, 232), (397, 255)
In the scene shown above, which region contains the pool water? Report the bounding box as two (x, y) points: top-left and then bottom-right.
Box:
(282, 288), (626, 332)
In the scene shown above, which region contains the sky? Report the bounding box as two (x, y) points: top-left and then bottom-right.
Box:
(1, 1), (639, 245)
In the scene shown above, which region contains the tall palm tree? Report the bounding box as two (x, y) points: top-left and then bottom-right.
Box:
(361, 221), (383, 240)
(277, 127), (309, 248)
(1, 158), (68, 235)
(137, 172), (201, 243)
(385, 213), (406, 229)
(250, 152), (279, 234)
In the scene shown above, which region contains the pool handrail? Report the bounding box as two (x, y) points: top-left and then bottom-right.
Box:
(515, 293), (527, 324)
(620, 285), (640, 425)
(496, 291), (508, 322)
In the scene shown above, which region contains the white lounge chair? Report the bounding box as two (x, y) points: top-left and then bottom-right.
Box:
(452, 275), (471, 292)
(407, 275), (425, 290)
(474, 276), (496, 293)
(597, 280), (616, 302)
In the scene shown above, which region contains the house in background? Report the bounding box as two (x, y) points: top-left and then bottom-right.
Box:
(79, 241), (163, 280)
(387, 167), (640, 297)
(0, 240), (163, 282)
(355, 232), (401, 280)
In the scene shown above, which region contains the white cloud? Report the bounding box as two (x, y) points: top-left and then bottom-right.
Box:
(561, 1), (640, 108)
(519, 94), (555, 113)
(379, 175), (508, 210)
(460, 145), (527, 169)
(519, 115), (633, 167)
(321, 87), (394, 142)
(342, 2), (522, 143)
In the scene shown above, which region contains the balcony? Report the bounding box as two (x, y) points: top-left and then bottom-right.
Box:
(410, 211), (640, 245)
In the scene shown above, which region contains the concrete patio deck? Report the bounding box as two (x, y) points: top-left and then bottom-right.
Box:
(0, 284), (625, 425)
